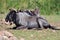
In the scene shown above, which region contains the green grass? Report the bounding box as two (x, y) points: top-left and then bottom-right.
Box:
(9, 29), (60, 40)
(43, 15), (60, 22)
(0, 0), (60, 15)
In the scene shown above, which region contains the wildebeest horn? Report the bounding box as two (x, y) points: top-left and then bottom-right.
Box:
(9, 8), (17, 12)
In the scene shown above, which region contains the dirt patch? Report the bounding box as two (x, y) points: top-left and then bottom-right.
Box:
(0, 30), (18, 40)
(49, 22), (60, 27)
(0, 19), (15, 30)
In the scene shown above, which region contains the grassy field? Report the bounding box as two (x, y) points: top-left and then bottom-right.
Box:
(0, 14), (60, 40)
(0, 0), (60, 40)
(9, 29), (60, 40)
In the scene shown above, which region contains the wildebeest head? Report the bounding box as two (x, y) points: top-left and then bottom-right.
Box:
(5, 9), (16, 24)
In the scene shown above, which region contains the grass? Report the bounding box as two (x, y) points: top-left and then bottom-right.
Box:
(0, 0), (60, 15)
(0, 14), (60, 40)
(44, 15), (60, 22)
(9, 29), (60, 40)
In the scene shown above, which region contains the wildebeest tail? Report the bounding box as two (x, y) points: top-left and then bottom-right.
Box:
(48, 25), (60, 30)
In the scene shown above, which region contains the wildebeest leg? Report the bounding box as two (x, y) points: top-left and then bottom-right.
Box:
(12, 23), (27, 29)
(12, 23), (22, 29)
(37, 18), (44, 29)
(12, 25), (26, 30)
(16, 26), (27, 30)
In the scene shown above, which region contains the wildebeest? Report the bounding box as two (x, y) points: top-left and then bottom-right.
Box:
(5, 8), (60, 30)
(5, 9), (39, 29)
